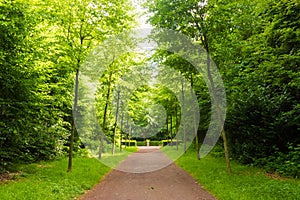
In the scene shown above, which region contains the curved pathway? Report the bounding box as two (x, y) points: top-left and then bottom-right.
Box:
(80, 147), (216, 200)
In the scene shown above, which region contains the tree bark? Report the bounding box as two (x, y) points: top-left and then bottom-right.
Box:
(126, 118), (129, 148)
(166, 114), (169, 143)
(190, 74), (200, 160)
(128, 123), (131, 147)
(192, 15), (232, 172)
(170, 114), (173, 146)
(112, 91), (120, 155)
(181, 79), (187, 153)
(120, 110), (124, 151)
(68, 68), (79, 172)
(205, 40), (231, 173)
(175, 106), (179, 151)
(99, 72), (113, 159)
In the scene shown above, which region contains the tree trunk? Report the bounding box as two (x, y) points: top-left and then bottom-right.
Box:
(181, 79), (187, 153)
(170, 114), (173, 146)
(68, 68), (79, 172)
(175, 106), (179, 151)
(112, 91), (120, 155)
(166, 114), (169, 143)
(192, 16), (232, 172)
(128, 123), (131, 147)
(126, 118), (129, 148)
(99, 72), (113, 159)
(204, 40), (231, 173)
(190, 74), (200, 160)
(120, 110), (124, 151)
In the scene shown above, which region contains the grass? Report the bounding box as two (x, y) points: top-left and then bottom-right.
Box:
(101, 146), (138, 168)
(175, 149), (300, 200)
(0, 147), (138, 200)
(0, 157), (110, 200)
(160, 144), (185, 160)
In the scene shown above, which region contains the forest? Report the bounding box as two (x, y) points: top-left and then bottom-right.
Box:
(0, 0), (299, 184)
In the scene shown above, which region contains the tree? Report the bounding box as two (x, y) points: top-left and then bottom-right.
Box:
(223, 0), (300, 165)
(43, 0), (136, 171)
(146, 0), (231, 172)
(152, 85), (181, 143)
(0, 0), (72, 172)
(95, 52), (144, 158)
(203, 0), (299, 176)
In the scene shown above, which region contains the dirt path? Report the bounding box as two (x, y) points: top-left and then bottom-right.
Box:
(80, 147), (216, 200)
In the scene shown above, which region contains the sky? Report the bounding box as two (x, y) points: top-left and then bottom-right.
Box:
(131, 0), (152, 28)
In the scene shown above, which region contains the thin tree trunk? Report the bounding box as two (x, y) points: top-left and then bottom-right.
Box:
(128, 123), (131, 147)
(181, 79), (187, 153)
(193, 17), (232, 173)
(175, 106), (179, 151)
(190, 75), (200, 160)
(99, 72), (113, 159)
(126, 118), (129, 148)
(205, 42), (231, 173)
(68, 68), (79, 172)
(166, 114), (169, 144)
(112, 91), (120, 155)
(120, 110), (124, 151)
(170, 114), (173, 146)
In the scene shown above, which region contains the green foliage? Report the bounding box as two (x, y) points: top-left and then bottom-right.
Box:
(128, 85), (154, 128)
(124, 146), (139, 152)
(1, 0), (299, 186)
(146, 0), (300, 177)
(121, 140), (137, 147)
(222, 0), (300, 174)
(0, 0), (136, 173)
(150, 141), (162, 146)
(161, 139), (180, 146)
(136, 141), (147, 146)
(0, 0), (71, 173)
(135, 140), (163, 146)
(257, 144), (300, 178)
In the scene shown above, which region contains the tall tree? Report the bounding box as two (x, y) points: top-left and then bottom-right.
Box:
(146, 0), (231, 173)
(43, 0), (135, 171)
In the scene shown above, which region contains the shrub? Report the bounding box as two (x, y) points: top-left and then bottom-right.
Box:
(137, 141), (147, 146)
(121, 140), (137, 147)
(150, 141), (162, 146)
(256, 144), (300, 178)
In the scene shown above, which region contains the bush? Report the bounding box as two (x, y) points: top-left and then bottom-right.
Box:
(121, 140), (137, 147)
(137, 141), (147, 146)
(210, 145), (225, 158)
(161, 139), (182, 146)
(150, 141), (162, 146)
(256, 144), (300, 178)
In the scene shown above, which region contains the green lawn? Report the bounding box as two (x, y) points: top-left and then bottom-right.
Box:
(0, 157), (110, 200)
(175, 150), (300, 200)
(0, 147), (138, 200)
(101, 146), (138, 168)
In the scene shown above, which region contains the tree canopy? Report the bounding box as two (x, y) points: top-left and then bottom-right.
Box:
(0, 0), (299, 177)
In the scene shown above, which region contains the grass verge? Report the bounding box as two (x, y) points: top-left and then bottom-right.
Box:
(0, 157), (109, 200)
(176, 149), (300, 200)
(101, 146), (138, 168)
(0, 147), (138, 200)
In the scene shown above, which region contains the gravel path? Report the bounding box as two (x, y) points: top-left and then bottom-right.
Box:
(80, 147), (216, 200)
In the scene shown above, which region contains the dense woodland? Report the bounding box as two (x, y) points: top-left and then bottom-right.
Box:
(0, 0), (299, 178)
